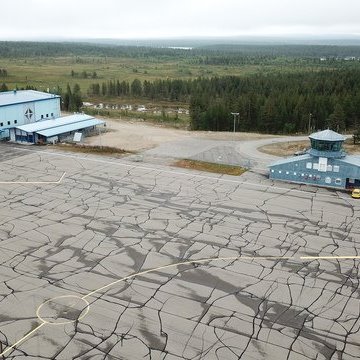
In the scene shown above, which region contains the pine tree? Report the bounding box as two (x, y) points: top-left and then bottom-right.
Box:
(328, 103), (346, 132)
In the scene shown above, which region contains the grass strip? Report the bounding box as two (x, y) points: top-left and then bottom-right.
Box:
(54, 143), (130, 156)
(173, 159), (247, 176)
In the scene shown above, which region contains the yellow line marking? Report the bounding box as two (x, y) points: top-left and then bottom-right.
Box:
(82, 255), (291, 300)
(301, 255), (360, 260)
(36, 295), (90, 326)
(0, 171), (66, 185)
(0, 322), (46, 357)
(1, 254), (358, 357)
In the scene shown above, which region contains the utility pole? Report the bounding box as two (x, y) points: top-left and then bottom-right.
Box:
(99, 125), (102, 148)
(308, 113), (312, 134)
(231, 112), (239, 133)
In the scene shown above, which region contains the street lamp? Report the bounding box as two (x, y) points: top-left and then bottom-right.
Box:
(231, 112), (239, 133)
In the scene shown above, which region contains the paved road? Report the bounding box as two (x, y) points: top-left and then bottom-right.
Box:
(143, 135), (308, 169)
(0, 143), (359, 359)
(235, 136), (309, 169)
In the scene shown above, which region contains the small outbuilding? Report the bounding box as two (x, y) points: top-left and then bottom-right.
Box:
(269, 129), (360, 189)
(9, 114), (105, 144)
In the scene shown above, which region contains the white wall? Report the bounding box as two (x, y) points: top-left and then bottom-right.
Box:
(0, 97), (60, 130)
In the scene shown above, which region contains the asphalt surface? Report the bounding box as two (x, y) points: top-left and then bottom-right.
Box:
(143, 135), (309, 170)
(0, 142), (359, 359)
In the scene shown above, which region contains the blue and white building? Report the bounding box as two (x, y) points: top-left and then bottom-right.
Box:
(0, 90), (60, 138)
(269, 129), (360, 190)
(9, 114), (104, 144)
(0, 90), (104, 143)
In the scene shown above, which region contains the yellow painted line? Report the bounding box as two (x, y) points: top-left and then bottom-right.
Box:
(0, 171), (66, 185)
(301, 255), (360, 260)
(0, 322), (46, 357)
(82, 255), (292, 300)
(36, 295), (90, 326)
(1, 253), (357, 357)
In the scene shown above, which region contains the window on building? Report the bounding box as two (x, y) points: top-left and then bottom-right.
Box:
(7, 121), (10, 125)
(41, 115), (44, 119)
(301, 173), (304, 177)
(313, 163), (319, 170)
(14, 120), (17, 124)
(306, 162), (312, 169)
(51, 113), (54, 117)
(286, 171), (289, 175)
(271, 169), (274, 173)
(325, 177), (331, 184)
(333, 165), (340, 173)
(46, 114), (49, 117)
(319, 157), (328, 172)
(293, 172), (297, 175)
(335, 178), (342, 185)
(327, 165), (333, 171)
(278, 170), (282, 174)
(0, 123), (3, 127)
(309, 174), (312, 178)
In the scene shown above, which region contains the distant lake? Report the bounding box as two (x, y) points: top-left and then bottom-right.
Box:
(168, 46), (193, 50)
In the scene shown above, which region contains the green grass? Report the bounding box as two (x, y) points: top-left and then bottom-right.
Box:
(173, 159), (247, 176)
(0, 55), (327, 98)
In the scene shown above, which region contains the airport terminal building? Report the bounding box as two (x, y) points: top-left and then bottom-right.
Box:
(0, 90), (104, 143)
(269, 129), (360, 189)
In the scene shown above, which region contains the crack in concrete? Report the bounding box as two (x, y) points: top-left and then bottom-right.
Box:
(0, 146), (360, 359)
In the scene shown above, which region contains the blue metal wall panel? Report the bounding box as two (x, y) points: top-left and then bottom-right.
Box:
(269, 156), (360, 189)
(0, 98), (60, 130)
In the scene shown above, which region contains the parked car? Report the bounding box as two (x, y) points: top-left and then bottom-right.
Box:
(351, 188), (360, 198)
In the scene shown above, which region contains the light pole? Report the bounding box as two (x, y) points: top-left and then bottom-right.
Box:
(99, 125), (102, 148)
(231, 112), (239, 133)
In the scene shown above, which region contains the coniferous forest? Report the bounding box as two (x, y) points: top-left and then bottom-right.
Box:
(85, 70), (360, 133)
(189, 70), (360, 133)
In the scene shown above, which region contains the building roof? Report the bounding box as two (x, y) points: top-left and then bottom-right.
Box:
(16, 114), (104, 137)
(309, 129), (346, 142)
(0, 90), (60, 107)
(339, 155), (360, 167)
(37, 119), (104, 138)
(268, 154), (312, 167)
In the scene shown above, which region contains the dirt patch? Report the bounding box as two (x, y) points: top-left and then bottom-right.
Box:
(259, 141), (309, 157)
(84, 117), (276, 152)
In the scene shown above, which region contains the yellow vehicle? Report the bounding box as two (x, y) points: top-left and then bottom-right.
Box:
(351, 188), (360, 199)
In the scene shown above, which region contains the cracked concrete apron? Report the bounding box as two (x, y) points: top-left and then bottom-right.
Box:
(0, 144), (359, 359)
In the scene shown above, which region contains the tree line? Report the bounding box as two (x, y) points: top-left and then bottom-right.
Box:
(1, 41), (360, 63)
(85, 69), (360, 134)
(189, 70), (360, 133)
(87, 78), (192, 101)
(2, 67), (360, 134)
(71, 70), (98, 79)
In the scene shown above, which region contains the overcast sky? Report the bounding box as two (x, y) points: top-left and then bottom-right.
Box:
(1, 0), (360, 40)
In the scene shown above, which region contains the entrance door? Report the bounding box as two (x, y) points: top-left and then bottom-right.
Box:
(346, 178), (360, 189)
